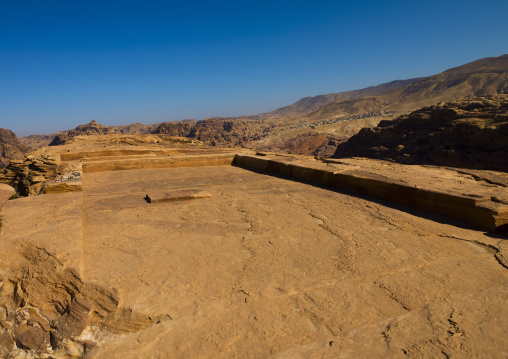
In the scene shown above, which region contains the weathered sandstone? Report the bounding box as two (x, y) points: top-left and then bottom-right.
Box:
(0, 148), (507, 358)
(234, 154), (508, 232)
(145, 189), (211, 203)
(333, 94), (508, 171)
(0, 129), (27, 169)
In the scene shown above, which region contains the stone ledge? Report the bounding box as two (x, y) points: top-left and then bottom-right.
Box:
(233, 154), (508, 232)
(82, 153), (236, 173)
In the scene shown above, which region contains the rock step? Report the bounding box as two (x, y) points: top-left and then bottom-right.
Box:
(81, 153), (236, 173)
(233, 154), (508, 232)
(145, 189), (211, 203)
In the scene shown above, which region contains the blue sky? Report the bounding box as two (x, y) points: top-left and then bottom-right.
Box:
(1, 0), (507, 136)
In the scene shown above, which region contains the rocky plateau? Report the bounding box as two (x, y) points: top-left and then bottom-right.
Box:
(0, 142), (506, 358)
(0, 54), (507, 358)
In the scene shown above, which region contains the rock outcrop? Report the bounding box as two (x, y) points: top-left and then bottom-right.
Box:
(49, 121), (116, 146)
(0, 243), (154, 358)
(0, 129), (27, 169)
(153, 117), (266, 146)
(333, 94), (508, 172)
(22, 123), (159, 150)
(266, 132), (343, 157)
(0, 154), (63, 196)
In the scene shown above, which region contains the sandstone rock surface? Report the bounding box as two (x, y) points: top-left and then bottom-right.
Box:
(0, 147), (507, 358)
(333, 94), (508, 171)
(234, 154), (508, 231)
(0, 128), (27, 169)
(145, 189), (211, 203)
(0, 134), (209, 197)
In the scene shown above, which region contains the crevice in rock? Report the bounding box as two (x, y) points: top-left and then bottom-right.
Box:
(438, 234), (508, 270)
(375, 283), (412, 312)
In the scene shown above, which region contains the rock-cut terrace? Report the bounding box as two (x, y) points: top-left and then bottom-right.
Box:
(0, 145), (507, 358)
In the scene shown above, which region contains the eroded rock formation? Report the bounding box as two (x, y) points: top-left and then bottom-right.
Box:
(49, 121), (116, 146)
(0, 129), (27, 169)
(333, 94), (508, 171)
(0, 243), (155, 358)
(265, 132), (343, 157)
(0, 154), (63, 196)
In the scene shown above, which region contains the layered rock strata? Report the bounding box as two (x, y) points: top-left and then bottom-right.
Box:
(0, 154), (63, 196)
(81, 153), (236, 173)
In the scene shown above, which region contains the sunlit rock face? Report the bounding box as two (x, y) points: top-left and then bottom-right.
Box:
(334, 94), (508, 172)
(0, 128), (27, 169)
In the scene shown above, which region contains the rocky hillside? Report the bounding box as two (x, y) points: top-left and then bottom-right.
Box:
(19, 134), (56, 151)
(153, 118), (267, 146)
(48, 120), (159, 146)
(152, 55), (507, 154)
(264, 133), (343, 157)
(307, 54), (508, 123)
(49, 120), (116, 145)
(33, 55), (508, 157)
(113, 122), (160, 134)
(263, 78), (420, 118)
(0, 128), (27, 169)
(333, 94), (508, 172)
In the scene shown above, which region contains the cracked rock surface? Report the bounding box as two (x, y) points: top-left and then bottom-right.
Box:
(1, 165), (507, 358)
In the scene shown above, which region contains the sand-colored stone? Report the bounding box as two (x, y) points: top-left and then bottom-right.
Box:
(0, 184), (15, 207)
(1, 160), (507, 357)
(234, 154), (508, 231)
(145, 189), (211, 203)
(81, 153), (236, 173)
(1, 147), (507, 358)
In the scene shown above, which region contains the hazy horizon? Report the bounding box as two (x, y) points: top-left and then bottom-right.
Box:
(1, 0), (507, 137)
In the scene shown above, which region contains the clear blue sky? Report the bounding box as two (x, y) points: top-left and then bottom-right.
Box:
(1, 0), (507, 136)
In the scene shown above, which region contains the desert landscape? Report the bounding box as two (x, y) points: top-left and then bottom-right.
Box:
(0, 52), (507, 358)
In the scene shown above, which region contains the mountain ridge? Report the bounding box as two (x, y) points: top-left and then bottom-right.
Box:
(15, 54), (508, 155)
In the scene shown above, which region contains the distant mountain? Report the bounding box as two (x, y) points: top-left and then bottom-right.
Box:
(332, 94), (508, 171)
(19, 134), (56, 151)
(46, 121), (160, 146)
(49, 120), (115, 145)
(41, 54), (508, 156)
(0, 128), (27, 168)
(264, 78), (421, 118)
(306, 54), (508, 121)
